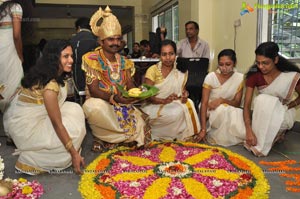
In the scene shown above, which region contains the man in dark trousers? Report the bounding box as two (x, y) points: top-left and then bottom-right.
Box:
(70, 17), (98, 104)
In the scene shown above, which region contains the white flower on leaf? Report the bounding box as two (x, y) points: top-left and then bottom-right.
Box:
(208, 159), (218, 165)
(143, 151), (151, 156)
(129, 181), (140, 187)
(172, 187), (182, 195)
(212, 179), (223, 187)
(120, 163), (129, 168)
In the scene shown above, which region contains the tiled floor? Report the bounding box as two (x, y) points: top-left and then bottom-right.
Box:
(1, 113), (300, 198)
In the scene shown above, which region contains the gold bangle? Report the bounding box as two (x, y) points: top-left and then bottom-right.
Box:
(65, 139), (73, 151)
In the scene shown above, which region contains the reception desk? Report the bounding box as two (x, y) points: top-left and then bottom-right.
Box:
(130, 58), (159, 86)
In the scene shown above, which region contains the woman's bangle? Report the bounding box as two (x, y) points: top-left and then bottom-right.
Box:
(65, 139), (73, 151)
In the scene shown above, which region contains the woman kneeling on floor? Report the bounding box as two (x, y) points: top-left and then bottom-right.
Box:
(199, 49), (245, 146)
(141, 39), (200, 142)
(243, 41), (300, 157)
(4, 39), (86, 174)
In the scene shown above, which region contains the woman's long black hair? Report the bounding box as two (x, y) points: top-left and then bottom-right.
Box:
(21, 39), (71, 89)
(246, 41), (300, 78)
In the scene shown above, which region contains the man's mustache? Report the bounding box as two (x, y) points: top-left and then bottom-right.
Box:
(109, 45), (120, 48)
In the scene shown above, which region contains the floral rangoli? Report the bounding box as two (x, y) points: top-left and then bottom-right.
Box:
(79, 142), (269, 199)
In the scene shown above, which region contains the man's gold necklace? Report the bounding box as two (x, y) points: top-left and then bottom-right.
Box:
(100, 49), (121, 80)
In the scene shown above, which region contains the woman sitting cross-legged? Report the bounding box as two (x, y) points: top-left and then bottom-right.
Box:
(4, 39), (86, 174)
(141, 39), (200, 142)
(243, 41), (300, 157)
(199, 49), (245, 146)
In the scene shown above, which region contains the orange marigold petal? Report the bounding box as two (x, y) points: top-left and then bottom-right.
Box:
(95, 184), (117, 198)
(96, 158), (110, 172)
(231, 187), (253, 199)
(229, 156), (250, 171)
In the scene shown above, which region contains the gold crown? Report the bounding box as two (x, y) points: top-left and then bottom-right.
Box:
(90, 6), (121, 40)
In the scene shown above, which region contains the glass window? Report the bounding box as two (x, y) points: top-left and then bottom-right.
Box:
(152, 4), (179, 43)
(269, 0), (300, 58)
(258, 0), (300, 59)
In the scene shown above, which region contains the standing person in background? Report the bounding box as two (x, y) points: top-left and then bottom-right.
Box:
(4, 39), (86, 175)
(70, 17), (98, 104)
(151, 26), (167, 55)
(82, 6), (150, 152)
(177, 21), (210, 110)
(0, 0), (31, 112)
(243, 41), (300, 157)
(177, 21), (210, 59)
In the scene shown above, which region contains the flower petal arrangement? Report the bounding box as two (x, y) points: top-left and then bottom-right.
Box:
(0, 178), (44, 199)
(260, 160), (300, 193)
(79, 142), (270, 199)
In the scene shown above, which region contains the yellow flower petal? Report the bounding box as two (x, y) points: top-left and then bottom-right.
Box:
(18, 178), (27, 183)
(143, 178), (171, 199)
(159, 146), (176, 162)
(79, 148), (124, 199)
(195, 168), (240, 181)
(112, 170), (153, 181)
(183, 150), (213, 165)
(182, 178), (212, 198)
(22, 185), (33, 195)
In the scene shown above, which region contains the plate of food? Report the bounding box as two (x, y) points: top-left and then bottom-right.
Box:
(117, 84), (159, 100)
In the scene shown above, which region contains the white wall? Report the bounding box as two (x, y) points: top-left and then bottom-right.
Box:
(194, 0), (258, 73)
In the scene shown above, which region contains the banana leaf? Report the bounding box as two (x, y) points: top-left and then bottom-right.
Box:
(116, 84), (159, 100)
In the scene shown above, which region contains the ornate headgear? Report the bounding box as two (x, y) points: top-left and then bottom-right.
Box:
(90, 6), (121, 40)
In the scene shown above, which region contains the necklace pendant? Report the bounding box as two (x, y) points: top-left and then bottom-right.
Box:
(111, 72), (120, 80)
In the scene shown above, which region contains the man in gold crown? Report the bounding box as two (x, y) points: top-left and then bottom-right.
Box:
(82, 6), (150, 152)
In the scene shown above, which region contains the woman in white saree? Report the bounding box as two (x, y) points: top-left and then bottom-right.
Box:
(244, 42), (300, 157)
(141, 40), (200, 141)
(4, 40), (86, 174)
(0, 0), (25, 112)
(199, 49), (245, 146)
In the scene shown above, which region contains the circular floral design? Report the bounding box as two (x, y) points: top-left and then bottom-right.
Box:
(154, 161), (193, 178)
(79, 142), (270, 199)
